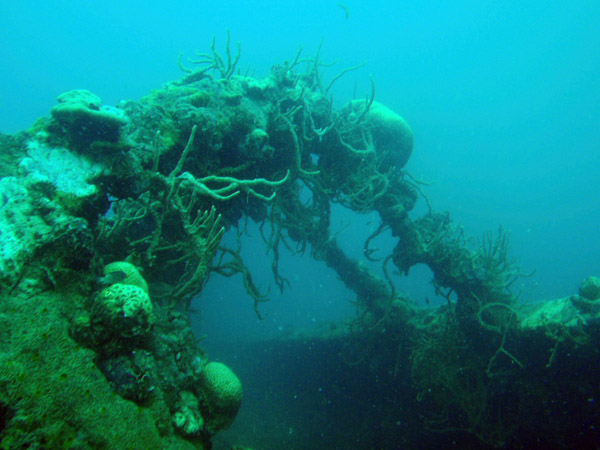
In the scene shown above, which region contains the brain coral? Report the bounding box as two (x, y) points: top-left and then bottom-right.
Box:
(345, 100), (414, 169)
(367, 101), (413, 168)
(104, 261), (149, 293)
(90, 283), (154, 342)
(199, 362), (243, 433)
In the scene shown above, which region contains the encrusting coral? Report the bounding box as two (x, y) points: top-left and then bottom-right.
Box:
(172, 391), (205, 437)
(50, 89), (128, 149)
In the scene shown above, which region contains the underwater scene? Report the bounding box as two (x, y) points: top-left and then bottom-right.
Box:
(1, 1), (599, 449)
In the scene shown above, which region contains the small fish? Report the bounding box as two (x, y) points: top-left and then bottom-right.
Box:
(338, 3), (350, 20)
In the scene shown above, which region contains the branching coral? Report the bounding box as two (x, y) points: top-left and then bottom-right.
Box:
(178, 31), (242, 81)
(391, 213), (526, 332)
(158, 125), (290, 202)
(96, 196), (224, 309)
(96, 124), (292, 309)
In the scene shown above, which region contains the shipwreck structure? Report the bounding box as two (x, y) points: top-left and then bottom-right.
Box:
(0, 37), (598, 449)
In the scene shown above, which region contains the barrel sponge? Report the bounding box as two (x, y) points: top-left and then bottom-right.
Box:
(199, 362), (243, 433)
(104, 261), (149, 293)
(91, 283), (154, 340)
